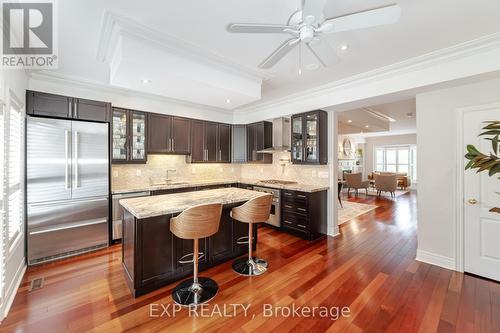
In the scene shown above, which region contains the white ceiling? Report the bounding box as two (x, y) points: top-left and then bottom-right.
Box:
(50, 0), (500, 109)
(338, 98), (416, 135)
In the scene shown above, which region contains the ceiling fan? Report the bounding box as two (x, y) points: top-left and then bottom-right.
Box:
(227, 0), (401, 69)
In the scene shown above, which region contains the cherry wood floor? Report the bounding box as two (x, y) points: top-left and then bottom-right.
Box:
(1, 192), (499, 333)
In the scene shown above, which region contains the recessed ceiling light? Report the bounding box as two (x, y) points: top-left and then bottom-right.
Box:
(365, 125), (369, 128)
(226, 99), (231, 104)
(141, 79), (151, 84)
(306, 63), (319, 70)
(347, 120), (352, 123)
(340, 44), (349, 51)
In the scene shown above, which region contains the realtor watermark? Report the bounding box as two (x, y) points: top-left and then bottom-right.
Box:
(1, 0), (58, 68)
(150, 303), (351, 321)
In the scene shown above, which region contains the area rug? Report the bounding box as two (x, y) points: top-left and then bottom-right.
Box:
(344, 188), (409, 198)
(338, 201), (378, 225)
(366, 188), (409, 197)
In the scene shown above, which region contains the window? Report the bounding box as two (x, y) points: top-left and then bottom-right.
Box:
(7, 97), (23, 245)
(375, 145), (417, 182)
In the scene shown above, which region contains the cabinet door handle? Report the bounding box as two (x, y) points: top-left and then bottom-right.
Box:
(284, 192), (292, 196)
(284, 204), (293, 209)
(297, 224), (307, 229)
(172, 138), (175, 152)
(297, 194), (306, 199)
(74, 99), (78, 118)
(68, 99), (72, 118)
(219, 150), (222, 161)
(284, 220), (293, 225)
(297, 208), (306, 212)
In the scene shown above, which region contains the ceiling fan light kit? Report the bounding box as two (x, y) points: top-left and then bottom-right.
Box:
(227, 1), (401, 71)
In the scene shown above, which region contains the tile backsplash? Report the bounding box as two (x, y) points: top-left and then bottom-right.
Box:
(112, 153), (330, 190)
(240, 152), (329, 186)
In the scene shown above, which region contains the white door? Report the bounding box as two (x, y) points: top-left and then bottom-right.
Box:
(464, 107), (500, 281)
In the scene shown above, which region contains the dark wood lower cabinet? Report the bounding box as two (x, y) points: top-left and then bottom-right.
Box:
(122, 202), (256, 297)
(281, 189), (327, 240)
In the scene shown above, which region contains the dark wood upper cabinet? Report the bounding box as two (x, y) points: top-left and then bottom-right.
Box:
(190, 121), (231, 163)
(190, 120), (205, 162)
(246, 121), (272, 164)
(217, 123), (231, 162)
(291, 110), (327, 165)
(147, 114), (191, 155)
(112, 108), (147, 164)
(147, 114), (171, 154)
(74, 98), (110, 122)
(205, 122), (218, 162)
(171, 117), (191, 154)
(27, 90), (110, 122)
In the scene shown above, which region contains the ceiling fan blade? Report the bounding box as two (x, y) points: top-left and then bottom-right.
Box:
(320, 4), (401, 33)
(227, 23), (291, 34)
(306, 38), (339, 67)
(302, 0), (326, 23)
(259, 38), (300, 69)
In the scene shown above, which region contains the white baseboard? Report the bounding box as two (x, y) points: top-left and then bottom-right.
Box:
(416, 249), (456, 271)
(1, 261), (26, 321)
(328, 226), (340, 237)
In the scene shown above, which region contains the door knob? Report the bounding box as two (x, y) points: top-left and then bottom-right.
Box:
(468, 199), (478, 205)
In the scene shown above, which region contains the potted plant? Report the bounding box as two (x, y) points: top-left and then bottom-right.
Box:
(464, 121), (500, 214)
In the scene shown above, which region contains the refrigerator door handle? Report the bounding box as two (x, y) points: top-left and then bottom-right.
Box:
(65, 130), (71, 189)
(28, 197), (108, 208)
(29, 218), (108, 235)
(73, 131), (79, 188)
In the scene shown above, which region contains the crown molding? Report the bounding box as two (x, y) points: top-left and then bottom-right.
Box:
(96, 11), (272, 84)
(29, 71), (234, 116)
(235, 32), (500, 114)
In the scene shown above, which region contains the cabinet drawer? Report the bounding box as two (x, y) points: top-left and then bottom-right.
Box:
(282, 212), (309, 231)
(282, 200), (308, 214)
(282, 190), (309, 200)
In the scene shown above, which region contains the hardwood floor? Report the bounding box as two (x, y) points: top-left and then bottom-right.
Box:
(1, 191), (499, 332)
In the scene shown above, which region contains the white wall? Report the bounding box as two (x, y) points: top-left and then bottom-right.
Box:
(364, 134), (417, 174)
(416, 77), (500, 270)
(0, 69), (28, 320)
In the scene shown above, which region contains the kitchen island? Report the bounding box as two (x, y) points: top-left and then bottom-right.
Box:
(119, 187), (267, 296)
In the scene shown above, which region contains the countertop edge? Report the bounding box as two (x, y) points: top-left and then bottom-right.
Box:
(112, 179), (329, 195)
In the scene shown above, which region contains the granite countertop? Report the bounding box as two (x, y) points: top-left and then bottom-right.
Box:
(112, 178), (329, 195)
(120, 187), (268, 219)
(112, 179), (237, 195)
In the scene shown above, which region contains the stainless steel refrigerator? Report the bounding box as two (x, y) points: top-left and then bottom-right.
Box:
(27, 117), (109, 265)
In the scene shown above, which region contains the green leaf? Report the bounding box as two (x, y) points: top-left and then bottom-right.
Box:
(479, 130), (500, 136)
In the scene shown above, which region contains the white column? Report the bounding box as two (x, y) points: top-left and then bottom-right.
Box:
(327, 110), (339, 236)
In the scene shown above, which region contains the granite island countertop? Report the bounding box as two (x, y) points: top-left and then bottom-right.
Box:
(112, 178), (329, 195)
(119, 187), (269, 219)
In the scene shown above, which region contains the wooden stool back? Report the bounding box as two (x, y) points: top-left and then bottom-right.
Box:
(170, 203), (223, 239)
(231, 194), (273, 224)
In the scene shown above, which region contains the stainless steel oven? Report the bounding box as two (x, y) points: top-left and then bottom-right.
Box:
(253, 186), (281, 227)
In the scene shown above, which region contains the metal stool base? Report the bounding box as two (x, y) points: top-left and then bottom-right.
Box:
(172, 277), (218, 307)
(232, 257), (268, 276)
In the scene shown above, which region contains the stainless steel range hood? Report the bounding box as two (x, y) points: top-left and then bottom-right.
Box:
(257, 117), (291, 153)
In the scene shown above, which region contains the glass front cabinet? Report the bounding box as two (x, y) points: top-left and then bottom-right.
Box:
(290, 110), (327, 165)
(112, 108), (147, 163)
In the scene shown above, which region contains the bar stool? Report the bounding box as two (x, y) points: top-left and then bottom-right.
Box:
(231, 194), (273, 276)
(170, 203), (223, 307)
